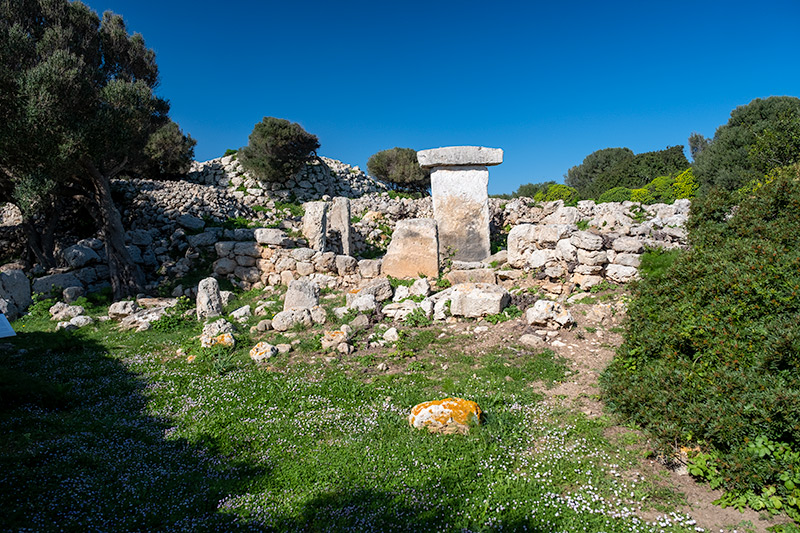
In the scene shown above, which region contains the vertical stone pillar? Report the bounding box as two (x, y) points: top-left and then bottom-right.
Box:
(417, 146), (503, 262)
(302, 201), (328, 251)
(326, 197), (351, 256)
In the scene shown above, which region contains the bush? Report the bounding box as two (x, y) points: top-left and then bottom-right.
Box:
(542, 184), (579, 204)
(239, 117), (320, 183)
(142, 121), (197, 178)
(601, 171), (800, 520)
(630, 188), (654, 204)
(671, 168), (698, 199)
(366, 148), (430, 193)
(597, 186), (632, 203)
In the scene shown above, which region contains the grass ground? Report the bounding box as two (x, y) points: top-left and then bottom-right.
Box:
(1, 292), (708, 532)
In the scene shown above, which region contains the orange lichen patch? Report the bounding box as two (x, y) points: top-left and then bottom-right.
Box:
(408, 397), (482, 435)
(200, 332), (235, 348)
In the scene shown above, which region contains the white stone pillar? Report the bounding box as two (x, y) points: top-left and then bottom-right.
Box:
(417, 146), (503, 262)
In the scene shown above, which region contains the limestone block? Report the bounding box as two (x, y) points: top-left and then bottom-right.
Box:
(235, 255), (256, 267)
(274, 256), (296, 272)
(290, 248), (316, 262)
(349, 293), (377, 313)
(448, 283), (510, 318)
(536, 224), (574, 248)
(214, 257), (237, 276)
(417, 146), (503, 167)
(570, 231), (604, 251)
(613, 253), (641, 268)
(283, 279), (320, 311)
(507, 224), (538, 268)
(555, 239), (578, 262)
(528, 249), (555, 269)
(612, 237), (645, 254)
(431, 167), (490, 261)
(63, 244), (100, 269)
(234, 266), (261, 283)
(314, 252), (337, 273)
(409, 278), (431, 297)
(381, 300), (419, 321)
(177, 214), (205, 232)
(574, 264), (604, 275)
(382, 218), (439, 279)
(525, 300), (574, 328)
(250, 342), (278, 363)
(571, 273), (604, 290)
(577, 249), (607, 266)
(302, 201), (327, 251)
(358, 259), (381, 278)
(296, 261), (315, 277)
(335, 255), (358, 276)
(327, 197), (351, 256)
(233, 241), (261, 257)
(196, 277), (223, 320)
(0, 269), (31, 313)
(214, 241), (234, 258)
(346, 279), (393, 306)
(542, 206), (582, 225)
(446, 269), (496, 285)
(32, 273), (82, 295)
(408, 397), (482, 435)
(605, 264), (639, 283)
(108, 300), (140, 320)
(271, 308), (312, 331)
(280, 271), (295, 285)
(254, 228), (292, 247)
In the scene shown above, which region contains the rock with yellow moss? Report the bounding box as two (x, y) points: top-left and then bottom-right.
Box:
(408, 397), (482, 435)
(200, 332), (235, 349)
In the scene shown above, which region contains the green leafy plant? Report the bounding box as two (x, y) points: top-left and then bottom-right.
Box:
(404, 308), (432, 328)
(238, 117), (319, 184)
(151, 296), (194, 332)
(484, 305), (522, 325)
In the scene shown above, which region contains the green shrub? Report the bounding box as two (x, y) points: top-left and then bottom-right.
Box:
(602, 172), (800, 521)
(151, 297), (194, 332)
(671, 167), (698, 199)
(630, 187), (654, 204)
(224, 148), (238, 157)
(597, 187), (632, 203)
(239, 117), (320, 183)
(647, 175), (675, 204)
(367, 148), (430, 194)
(543, 183), (579, 204)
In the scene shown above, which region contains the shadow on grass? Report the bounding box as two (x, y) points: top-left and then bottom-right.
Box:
(0, 329), (266, 531)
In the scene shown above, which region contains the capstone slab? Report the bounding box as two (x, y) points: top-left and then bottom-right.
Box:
(417, 146), (503, 168)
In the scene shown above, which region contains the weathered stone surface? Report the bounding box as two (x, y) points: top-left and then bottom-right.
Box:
(335, 255), (358, 276)
(518, 334), (547, 349)
(283, 279), (320, 311)
(525, 300), (574, 328)
(254, 228), (292, 246)
(349, 293), (377, 313)
(346, 278), (393, 306)
(234, 266), (260, 283)
(577, 249), (607, 266)
(177, 214), (205, 231)
(327, 197), (351, 255)
(69, 315), (94, 328)
(49, 302), (84, 321)
(409, 278), (431, 297)
(233, 241), (261, 257)
(32, 273), (82, 295)
(200, 332), (235, 348)
(381, 300), (420, 321)
(448, 283), (510, 318)
(196, 277), (223, 320)
(446, 269), (496, 285)
(302, 201), (327, 251)
(213, 257), (237, 275)
(202, 319), (236, 337)
(408, 397), (482, 435)
(570, 231), (604, 251)
(431, 167), (490, 261)
(613, 253), (641, 267)
(417, 146), (503, 167)
(230, 305), (252, 323)
(612, 237), (645, 254)
(108, 300), (140, 320)
(249, 342), (278, 363)
(63, 244), (100, 268)
(62, 286), (85, 303)
(382, 218), (439, 278)
(119, 306), (171, 332)
(271, 308), (312, 331)
(605, 264), (639, 283)
(358, 259), (381, 278)
(0, 269), (31, 319)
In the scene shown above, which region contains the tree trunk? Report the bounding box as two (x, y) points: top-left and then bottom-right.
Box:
(21, 211), (58, 269)
(84, 162), (144, 299)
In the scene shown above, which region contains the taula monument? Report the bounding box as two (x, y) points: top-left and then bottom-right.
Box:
(418, 146), (503, 262)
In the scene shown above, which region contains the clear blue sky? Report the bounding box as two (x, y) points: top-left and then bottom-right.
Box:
(81, 0), (800, 195)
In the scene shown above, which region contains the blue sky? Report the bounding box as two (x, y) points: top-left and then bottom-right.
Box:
(81, 0), (800, 195)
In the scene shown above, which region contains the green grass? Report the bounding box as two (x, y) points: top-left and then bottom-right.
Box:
(0, 302), (703, 532)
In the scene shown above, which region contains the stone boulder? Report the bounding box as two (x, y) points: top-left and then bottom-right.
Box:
(108, 300), (140, 320)
(525, 300), (574, 328)
(447, 283), (510, 318)
(408, 397), (482, 435)
(271, 308), (312, 331)
(346, 279), (393, 306)
(249, 342), (278, 363)
(381, 218), (439, 279)
(32, 272), (82, 296)
(283, 279), (320, 311)
(63, 244), (101, 269)
(254, 228), (292, 247)
(196, 277), (223, 320)
(0, 269), (31, 320)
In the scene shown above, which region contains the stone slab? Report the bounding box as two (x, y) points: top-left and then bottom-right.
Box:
(381, 218), (439, 279)
(417, 146), (503, 168)
(431, 167), (490, 262)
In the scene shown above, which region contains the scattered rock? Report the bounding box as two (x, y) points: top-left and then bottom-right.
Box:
(408, 397), (482, 435)
(249, 342), (278, 363)
(525, 300), (574, 328)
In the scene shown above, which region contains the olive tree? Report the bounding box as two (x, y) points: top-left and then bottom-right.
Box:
(366, 147), (430, 194)
(0, 0), (195, 298)
(238, 117), (320, 183)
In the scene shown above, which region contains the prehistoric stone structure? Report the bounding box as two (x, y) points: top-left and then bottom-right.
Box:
(381, 218), (439, 279)
(418, 146), (503, 262)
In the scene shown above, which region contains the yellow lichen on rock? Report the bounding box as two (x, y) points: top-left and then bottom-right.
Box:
(200, 332), (235, 348)
(408, 397), (482, 435)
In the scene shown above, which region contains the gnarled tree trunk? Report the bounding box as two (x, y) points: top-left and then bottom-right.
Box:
(84, 161), (144, 299)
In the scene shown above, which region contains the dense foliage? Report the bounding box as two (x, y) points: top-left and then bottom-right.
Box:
(566, 146), (689, 199)
(366, 147), (430, 193)
(0, 0), (194, 297)
(602, 168), (800, 520)
(596, 168), (698, 204)
(238, 117), (319, 183)
(693, 96), (800, 192)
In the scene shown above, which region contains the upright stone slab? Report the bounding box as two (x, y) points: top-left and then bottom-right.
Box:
(326, 197), (351, 256)
(382, 218), (439, 279)
(302, 201), (327, 251)
(418, 146), (502, 262)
